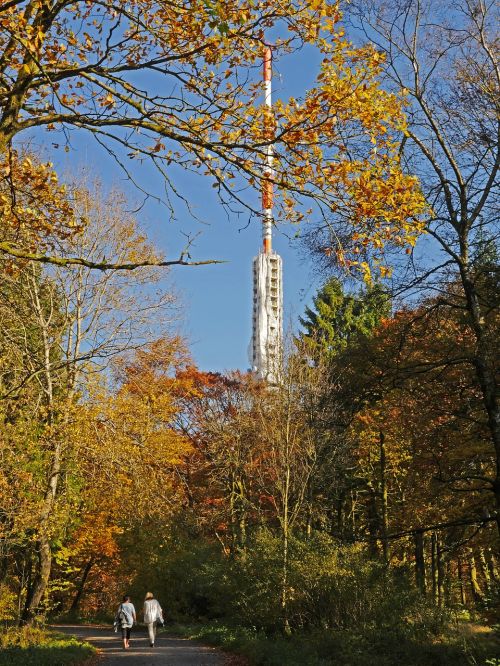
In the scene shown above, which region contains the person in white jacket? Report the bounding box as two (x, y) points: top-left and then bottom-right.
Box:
(143, 592), (164, 647)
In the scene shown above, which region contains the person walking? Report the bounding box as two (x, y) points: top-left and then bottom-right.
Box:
(143, 592), (164, 648)
(114, 595), (136, 649)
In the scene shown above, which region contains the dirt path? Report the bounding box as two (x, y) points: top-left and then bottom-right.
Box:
(56, 625), (225, 665)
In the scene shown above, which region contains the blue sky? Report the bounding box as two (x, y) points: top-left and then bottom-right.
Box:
(42, 44), (327, 373)
(28, 35), (446, 374)
(166, 45), (326, 371)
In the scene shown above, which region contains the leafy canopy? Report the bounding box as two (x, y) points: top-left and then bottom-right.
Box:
(0, 1), (427, 272)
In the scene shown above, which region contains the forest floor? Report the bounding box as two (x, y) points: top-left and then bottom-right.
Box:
(56, 625), (230, 665)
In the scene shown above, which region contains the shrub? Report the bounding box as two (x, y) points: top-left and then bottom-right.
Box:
(147, 528), (450, 641)
(0, 627), (95, 666)
(0, 584), (17, 622)
(217, 530), (448, 636)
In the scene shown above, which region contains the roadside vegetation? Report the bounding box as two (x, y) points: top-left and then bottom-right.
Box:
(0, 627), (96, 666)
(166, 620), (498, 666)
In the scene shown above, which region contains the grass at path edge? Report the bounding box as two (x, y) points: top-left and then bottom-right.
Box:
(0, 626), (97, 666)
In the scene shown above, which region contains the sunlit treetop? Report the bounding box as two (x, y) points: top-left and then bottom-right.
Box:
(0, 0), (428, 275)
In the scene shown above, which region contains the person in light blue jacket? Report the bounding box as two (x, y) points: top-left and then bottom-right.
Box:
(143, 592), (164, 647)
(114, 595), (136, 650)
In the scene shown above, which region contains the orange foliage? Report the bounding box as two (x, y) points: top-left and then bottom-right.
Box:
(0, 1), (427, 272)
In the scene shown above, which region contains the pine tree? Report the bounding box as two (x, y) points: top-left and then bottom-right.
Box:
(299, 278), (390, 359)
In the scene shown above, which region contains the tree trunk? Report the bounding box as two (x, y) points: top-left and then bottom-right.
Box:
(469, 549), (484, 604)
(19, 552), (34, 624)
(437, 537), (445, 607)
(305, 502), (312, 538)
(414, 531), (426, 594)
(69, 558), (94, 615)
(236, 478), (247, 551)
(478, 549), (493, 597)
(20, 268), (61, 624)
(457, 556), (466, 606)
(229, 484), (237, 556)
(485, 547), (499, 583)
(366, 486), (379, 559)
(21, 443), (61, 623)
(22, 538), (52, 623)
(379, 431), (389, 565)
(460, 269), (500, 536)
(281, 466), (291, 635)
(350, 490), (356, 535)
(336, 491), (345, 538)
(431, 532), (438, 605)
(444, 560), (452, 606)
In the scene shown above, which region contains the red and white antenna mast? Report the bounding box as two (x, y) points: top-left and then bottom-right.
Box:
(249, 44), (283, 382)
(262, 44), (273, 254)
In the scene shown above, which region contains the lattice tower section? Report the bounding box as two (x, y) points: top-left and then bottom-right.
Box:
(250, 45), (283, 383)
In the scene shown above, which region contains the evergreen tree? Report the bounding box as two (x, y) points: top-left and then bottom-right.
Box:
(299, 278), (390, 359)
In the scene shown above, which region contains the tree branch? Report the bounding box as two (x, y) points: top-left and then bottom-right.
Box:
(0, 241), (224, 271)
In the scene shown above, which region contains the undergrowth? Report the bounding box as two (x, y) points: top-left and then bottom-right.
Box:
(0, 626), (96, 666)
(165, 620), (499, 666)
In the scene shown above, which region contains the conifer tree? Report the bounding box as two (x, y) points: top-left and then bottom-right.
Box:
(299, 278), (390, 358)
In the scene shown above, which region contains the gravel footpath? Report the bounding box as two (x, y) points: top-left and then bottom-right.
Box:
(56, 624), (225, 665)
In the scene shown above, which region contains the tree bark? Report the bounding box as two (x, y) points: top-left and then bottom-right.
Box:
(431, 532), (438, 605)
(336, 491), (345, 538)
(457, 556), (466, 606)
(366, 486), (380, 559)
(281, 466), (291, 635)
(379, 431), (389, 565)
(460, 269), (500, 536)
(414, 531), (426, 594)
(69, 558), (94, 615)
(21, 442), (61, 623)
(21, 268), (60, 624)
(485, 547), (499, 583)
(468, 549), (484, 604)
(478, 549), (493, 598)
(437, 537), (445, 607)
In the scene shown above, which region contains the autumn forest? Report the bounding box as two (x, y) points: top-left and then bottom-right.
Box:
(0, 1), (498, 665)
